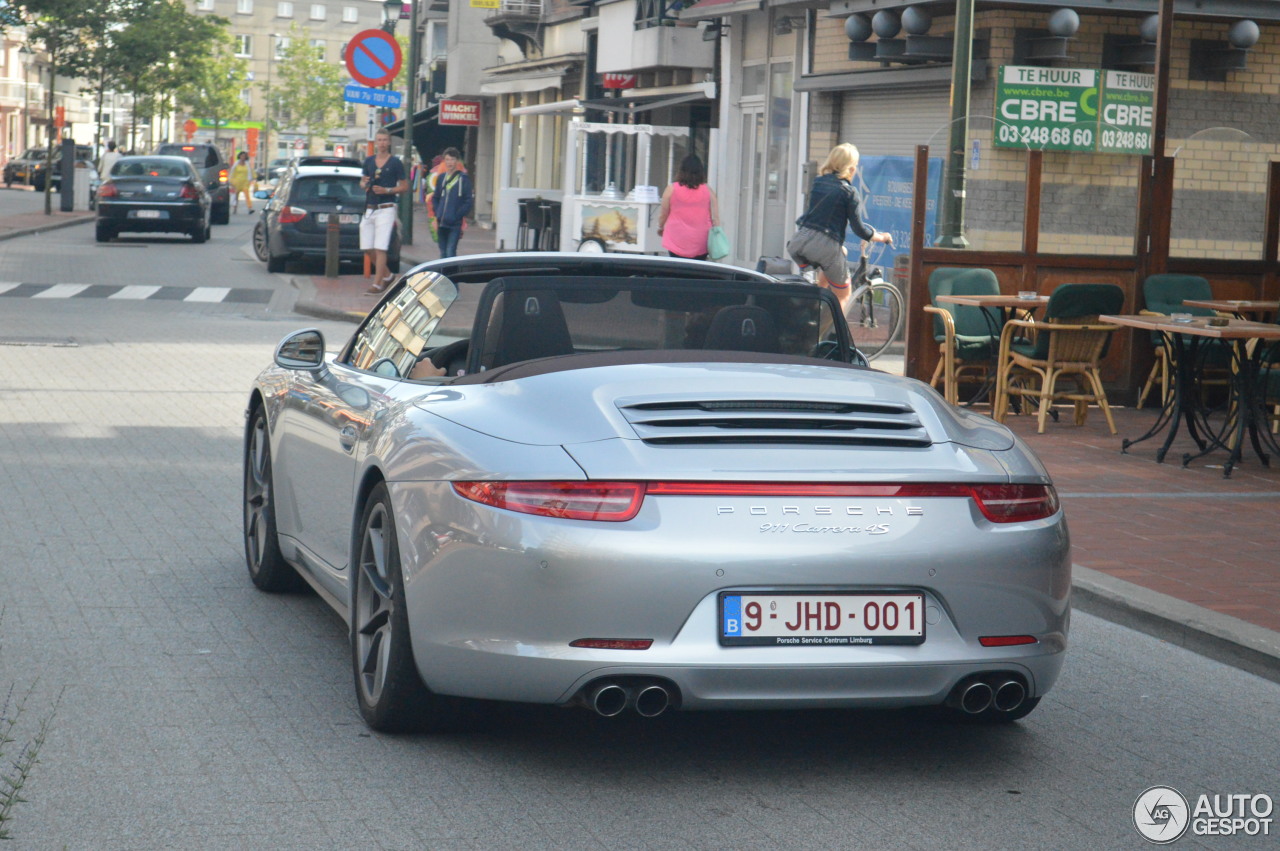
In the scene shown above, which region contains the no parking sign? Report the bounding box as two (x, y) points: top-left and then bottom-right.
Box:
(344, 29), (402, 88)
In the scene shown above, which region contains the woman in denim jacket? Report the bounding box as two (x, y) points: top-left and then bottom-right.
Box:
(786, 143), (892, 310)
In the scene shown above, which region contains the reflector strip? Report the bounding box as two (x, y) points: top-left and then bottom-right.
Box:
(569, 638), (654, 650)
(979, 635), (1039, 647)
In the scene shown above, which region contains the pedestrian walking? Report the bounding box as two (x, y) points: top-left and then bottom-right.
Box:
(786, 143), (891, 311)
(361, 128), (408, 294)
(98, 140), (121, 178)
(430, 147), (473, 259)
(229, 151), (254, 214)
(657, 155), (719, 260)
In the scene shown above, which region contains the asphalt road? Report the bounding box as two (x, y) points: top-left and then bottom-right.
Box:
(0, 220), (1277, 849)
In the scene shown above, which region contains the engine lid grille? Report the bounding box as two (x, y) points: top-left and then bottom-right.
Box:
(618, 398), (931, 447)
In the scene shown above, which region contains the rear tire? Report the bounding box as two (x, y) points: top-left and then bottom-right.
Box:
(191, 220), (208, 243)
(252, 220), (269, 261)
(95, 223), (114, 243)
(845, 282), (904, 361)
(212, 200), (230, 225)
(352, 483), (460, 733)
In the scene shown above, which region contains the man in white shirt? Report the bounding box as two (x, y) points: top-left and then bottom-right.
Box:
(98, 140), (121, 177)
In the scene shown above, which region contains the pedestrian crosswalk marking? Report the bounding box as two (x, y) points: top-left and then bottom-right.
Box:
(33, 284), (90, 298)
(2, 284), (271, 304)
(184, 287), (231, 303)
(110, 285), (162, 299)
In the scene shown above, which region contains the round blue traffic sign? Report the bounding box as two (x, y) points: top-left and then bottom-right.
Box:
(345, 29), (402, 89)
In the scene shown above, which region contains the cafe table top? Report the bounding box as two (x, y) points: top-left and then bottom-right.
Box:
(935, 294), (1051, 308)
(1180, 298), (1280, 318)
(1100, 313), (1280, 341)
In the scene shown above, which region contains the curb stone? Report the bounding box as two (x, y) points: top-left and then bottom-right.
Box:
(0, 213), (94, 242)
(1072, 564), (1280, 685)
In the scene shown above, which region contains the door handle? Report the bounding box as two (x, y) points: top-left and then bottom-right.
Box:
(339, 425), (358, 452)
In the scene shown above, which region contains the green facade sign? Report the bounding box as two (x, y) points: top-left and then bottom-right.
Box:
(995, 65), (1098, 152)
(1097, 70), (1155, 155)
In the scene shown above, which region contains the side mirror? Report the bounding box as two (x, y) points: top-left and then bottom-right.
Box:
(274, 328), (327, 373)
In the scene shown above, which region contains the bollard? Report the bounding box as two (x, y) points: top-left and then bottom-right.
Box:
(325, 204), (342, 278)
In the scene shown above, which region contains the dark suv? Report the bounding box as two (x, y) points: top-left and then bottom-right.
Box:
(260, 163), (400, 273)
(153, 143), (230, 224)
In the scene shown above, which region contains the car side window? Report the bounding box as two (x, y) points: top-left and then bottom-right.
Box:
(346, 271), (460, 377)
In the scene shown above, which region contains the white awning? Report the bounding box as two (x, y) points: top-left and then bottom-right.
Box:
(480, 71), (566, 95)
(509, 98), (583, 116)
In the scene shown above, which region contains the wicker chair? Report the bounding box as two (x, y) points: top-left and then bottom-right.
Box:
(922, 267), (1002, 405)
(993, 283), (1125, 434)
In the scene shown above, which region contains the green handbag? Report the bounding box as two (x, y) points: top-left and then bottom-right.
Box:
(707, 226), (730, 260)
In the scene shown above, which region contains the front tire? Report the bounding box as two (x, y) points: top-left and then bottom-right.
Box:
(352, 483), (458, 733)
(243, 406), (302, 592)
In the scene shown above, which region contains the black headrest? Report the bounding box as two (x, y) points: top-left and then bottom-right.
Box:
(493, 290), (575, 367)
(703, 305), (780, 353)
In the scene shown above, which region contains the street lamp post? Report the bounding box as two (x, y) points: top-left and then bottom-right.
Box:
(264, 32), (281, 178)
(19, 45), (34, 162)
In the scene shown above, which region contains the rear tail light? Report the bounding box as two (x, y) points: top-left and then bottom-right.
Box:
(98, 183), (118, 198)
(452, 481), (645, 522)
(278, 206), (308, 224)
(452, 482), (1058, 524)
(179, 184), (198, 199)
(218, 168), (228, 184)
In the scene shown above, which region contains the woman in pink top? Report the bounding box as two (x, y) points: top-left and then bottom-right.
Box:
(658, 155), (720, 260)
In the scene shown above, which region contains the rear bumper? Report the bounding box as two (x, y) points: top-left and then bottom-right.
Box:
(98, 203), (205, 232)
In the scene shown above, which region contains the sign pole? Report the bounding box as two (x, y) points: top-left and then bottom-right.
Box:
(400, 0), (418, 246)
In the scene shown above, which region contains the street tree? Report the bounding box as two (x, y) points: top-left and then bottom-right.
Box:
(176, 29), (249, 149)
(272, 23), (347, 152)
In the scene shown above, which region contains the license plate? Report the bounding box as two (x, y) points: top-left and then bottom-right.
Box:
(719, 592), (925, 646)
(131, 209), (164, 219)
(317, 213), (360, 224)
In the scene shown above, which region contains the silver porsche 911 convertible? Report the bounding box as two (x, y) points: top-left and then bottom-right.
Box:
(243, 253), (1070, 732)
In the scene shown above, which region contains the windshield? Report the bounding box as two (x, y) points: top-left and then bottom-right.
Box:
(23, 149), (47, 160)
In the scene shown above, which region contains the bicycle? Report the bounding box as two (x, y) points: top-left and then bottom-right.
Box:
(799, 241), (904, 361)
(843, 241), (904, 361)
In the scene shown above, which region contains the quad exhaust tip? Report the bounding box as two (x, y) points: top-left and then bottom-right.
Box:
(584, 679), (676, 718)
(950, 674), (1027, 715)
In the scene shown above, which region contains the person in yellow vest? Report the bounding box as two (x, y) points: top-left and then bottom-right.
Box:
(229, 151), (255, 214)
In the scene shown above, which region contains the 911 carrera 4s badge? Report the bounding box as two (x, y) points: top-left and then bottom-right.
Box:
(720, 592), (926, 646)
(758, 522), (891, 534)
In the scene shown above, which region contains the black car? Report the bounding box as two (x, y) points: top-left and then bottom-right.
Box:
(153, 143), (230, 225)
(3, 147), (47, 186)
(95, 155), (212, 243)
(261, 163), (400, 273)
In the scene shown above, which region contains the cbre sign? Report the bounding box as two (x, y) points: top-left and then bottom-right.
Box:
(994, 65), (1155, 155)
(994, 66), (1098, 152)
